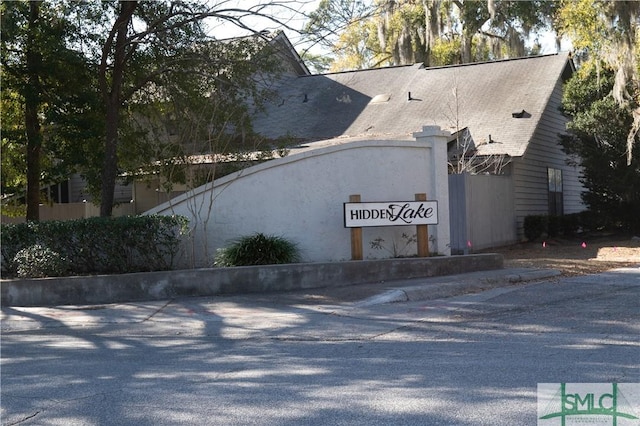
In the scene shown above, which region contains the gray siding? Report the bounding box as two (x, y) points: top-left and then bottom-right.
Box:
(68, 174), (87, 202)
(449, 173), (516, 253)
(512, 79), (586, 238)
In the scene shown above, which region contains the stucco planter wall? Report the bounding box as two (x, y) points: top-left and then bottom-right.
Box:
(1, 253), (502, 307)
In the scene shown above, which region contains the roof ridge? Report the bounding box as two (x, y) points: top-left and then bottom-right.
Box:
(305, 53), (569, 78)
(422, 52), (569, 71)
(305, 63), (420, 78)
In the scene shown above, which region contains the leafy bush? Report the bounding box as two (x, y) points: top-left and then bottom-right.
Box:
(523, 211), (614, 241)
(14, 244), (69, 278)
(547, 215), (561, 238)
(561, 213), (581, 236)
(1, 215), (189, 278)
(524, 215), (548, 241)
(214, 233), (300, 267)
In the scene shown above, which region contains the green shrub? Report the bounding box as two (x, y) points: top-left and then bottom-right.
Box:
(14, 244), (69, 278)
(214, 233), (300, 267)
(524, 215), (548, 241)
(578, 210), (598, 232)
(1, 221), (38, 275)
(561, 213), (581, 236)
(1, 215), (189, 277)
(523, 211), (611, 241)
(547, 215), (561, 237)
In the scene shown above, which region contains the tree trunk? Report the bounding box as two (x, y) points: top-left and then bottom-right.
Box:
(100, 99), (120, 217)
(397, 24), (413, 65)
(25, 1), (42, 222)
(423, 0), (441, 66)
(99, 0), (138, 217)
(461, 29), (473, 64)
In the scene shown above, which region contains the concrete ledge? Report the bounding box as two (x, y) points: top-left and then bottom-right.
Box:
(1, 253), (503, 307)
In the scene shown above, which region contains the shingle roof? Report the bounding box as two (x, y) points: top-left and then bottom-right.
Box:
(252, 53), (573, 157)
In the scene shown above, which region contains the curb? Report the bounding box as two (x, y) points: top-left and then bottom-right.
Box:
(355, 268), (562, 307)
(1, 254), (503, 307)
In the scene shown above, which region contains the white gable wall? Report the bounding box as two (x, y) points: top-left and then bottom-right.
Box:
(512, 78), (586, 238)
(148, 130), (451, 267)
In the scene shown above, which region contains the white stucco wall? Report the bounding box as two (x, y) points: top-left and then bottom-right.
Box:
(147, 127), (451, 267)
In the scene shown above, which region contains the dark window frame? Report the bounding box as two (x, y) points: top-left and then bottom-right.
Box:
(547, 167), (563, 216)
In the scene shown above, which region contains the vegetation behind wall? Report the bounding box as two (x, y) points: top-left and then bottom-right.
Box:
(1, 215), (189, 278)
(523, 211), (620, 242)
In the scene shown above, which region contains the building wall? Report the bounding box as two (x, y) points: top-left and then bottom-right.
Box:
(449, 173), (516, 253)
(67, 174), (132, 204)
(147, 130), (451, 268)
(1, 202), (135, 224)
(512, 78), (586, 238)
(132, 179), (187, 215)
(68, 175), (87, 202)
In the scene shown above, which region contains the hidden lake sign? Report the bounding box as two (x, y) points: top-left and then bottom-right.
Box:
(344, 201), (438, 228)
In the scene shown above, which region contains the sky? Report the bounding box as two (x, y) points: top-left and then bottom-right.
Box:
(204, 0), (320, 46)
(535, 31), (573, 55)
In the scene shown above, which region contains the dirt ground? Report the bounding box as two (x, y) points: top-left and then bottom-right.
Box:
(281, 233), (639, 304)
(485, 233), (640, 276)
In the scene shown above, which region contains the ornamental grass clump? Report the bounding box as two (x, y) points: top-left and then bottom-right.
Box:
(214, 233), (300, 267)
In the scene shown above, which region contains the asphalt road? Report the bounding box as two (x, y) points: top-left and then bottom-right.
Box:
(1, 267), (639, 425)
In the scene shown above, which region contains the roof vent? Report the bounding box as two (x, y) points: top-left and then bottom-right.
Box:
(370, 94), (391, 104)
(512, 109), (527, 118)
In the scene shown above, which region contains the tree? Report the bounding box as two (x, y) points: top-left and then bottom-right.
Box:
(3, 1), (301, 219)
(454, 0), (557, 64)
(556, 0), (640, 165)
(302, 0), (378, 71)
(123, 34), (284, 188)
(131, 34), (286, 266)
(1, 87), (27, 217)
(1, 0), (96, 220)
(1, 1), (46, 221)
(445, 79), (511, 175)
(303, 0), (558, 71)
(87, 0), (304, 216)
(561, 61), (640, 231)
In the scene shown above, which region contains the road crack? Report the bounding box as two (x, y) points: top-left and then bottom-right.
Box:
(5, 411), (40, 425)
(141, 299), (174, 322)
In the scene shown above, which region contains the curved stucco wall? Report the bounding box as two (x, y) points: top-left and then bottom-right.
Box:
(148, 134), (451, 267)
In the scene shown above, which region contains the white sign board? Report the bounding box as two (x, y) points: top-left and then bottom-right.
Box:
(344, 201), (438, 228)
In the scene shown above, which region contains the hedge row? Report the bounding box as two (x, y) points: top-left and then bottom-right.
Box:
(523, 211), (597, 241)
(1, 215), (189, 278)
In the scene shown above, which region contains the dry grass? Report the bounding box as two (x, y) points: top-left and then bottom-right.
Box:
(486, 234), (640, 276)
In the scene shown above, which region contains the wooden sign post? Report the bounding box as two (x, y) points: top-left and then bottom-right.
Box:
(415, 193), (429, 257)
(349, 194), (363, 260)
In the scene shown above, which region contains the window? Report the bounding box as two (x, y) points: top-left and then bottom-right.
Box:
(46, 180), (70, 204)
(548, 168), (563, 216)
